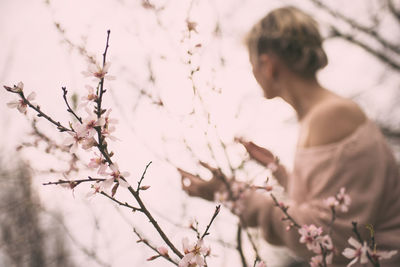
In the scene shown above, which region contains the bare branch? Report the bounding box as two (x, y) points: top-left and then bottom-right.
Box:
(310, 0), (400, 54)
(201, 205), (221, 239)
(387, 0), (400, 21)
(330, 26), (400, 71)
(62, 86), (82, 123)
(133, 228), (178, 266)
(236, 225), (248, 267)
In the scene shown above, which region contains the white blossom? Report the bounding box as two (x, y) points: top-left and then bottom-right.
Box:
(179, 238), (210, 267)
(342, 237), (369, 266)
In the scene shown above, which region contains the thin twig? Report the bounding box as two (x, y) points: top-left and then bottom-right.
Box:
(244, 229), (261, 262)
(136, 161), (152, 193)
(201, 205), (221, 239)
(236, 224), (248, 267)
(4, 87), (70, 132)
(62, 86), (82, 123)
(310, 0), (400, 54)
(329, 26), (400, 71)
(351, 222), (380, 267)
(100, 191), (141, 212)
(270, 193), (301, 229)
(42, 177), (105, 186)
(133, 228), (178, 266)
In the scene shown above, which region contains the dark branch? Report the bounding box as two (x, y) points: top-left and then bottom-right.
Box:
(136, 161), (152, 193)
(201, 205), (221, 239)
(4, 87), (70, 132)
(62, 86), (82, 123)
(236, 225), (247, 267)
(133, 228), (178, 266)
(310, 0), (400, 54)
(330, 26), (400, 71)
(100, 192), (141, 212)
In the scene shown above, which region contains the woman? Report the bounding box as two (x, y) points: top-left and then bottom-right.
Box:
(178, 6), (400, 266)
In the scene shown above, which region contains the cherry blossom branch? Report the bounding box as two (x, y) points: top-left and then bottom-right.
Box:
(83, 32), (184, 260)
(5, 31), (185, 263)
(100, 191), (141, 212)
(133, 228), (178, 266)
(270, 193), (301, 229)
(62, 86), (82, 123)
(126, 185), (184, 258)
(201, 205), (221, 239)
(351, 221), (379, 267)
(136, 161), (152, 193)
(4, 86), (70, 132)
(42, 177), (105, 186)
(96, 30), (110, 121)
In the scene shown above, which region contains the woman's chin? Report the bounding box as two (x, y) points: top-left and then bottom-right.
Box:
(263, 92), (277, 99)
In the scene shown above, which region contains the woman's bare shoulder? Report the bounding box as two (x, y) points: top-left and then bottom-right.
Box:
(302, 98), (367, 148)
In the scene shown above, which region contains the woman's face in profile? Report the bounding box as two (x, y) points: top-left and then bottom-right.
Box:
(249, 52), (278, 99)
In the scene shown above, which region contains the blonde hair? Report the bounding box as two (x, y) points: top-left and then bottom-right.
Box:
(246, 6), (328, 77)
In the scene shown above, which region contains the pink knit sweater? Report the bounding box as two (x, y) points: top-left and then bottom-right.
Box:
(258, 120), (400, 266)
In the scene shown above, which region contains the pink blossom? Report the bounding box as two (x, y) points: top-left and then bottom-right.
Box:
(7, 91), (36, 114)
(102, 109), (119, 141)
(81, 137), (97, 150)
(298, 224), (323, 252)
(336, 187), (351, 212)
(63, 130), (88, 153)
(342, 237), (369, 266)
(88, 153), (108, 174)
(86, 181), (104, 198)
(324, 196), (339, 208)
(263, 178), (283, 195)
(9, 81), (24, 93)
(309, 255), (323, 267)
(108, 163), (130, 187)
(79, 85), (98, 108)
(82, 108), (105, 138)
(179, 238), (210, 267)
(157, 246), (169, 256)
(82, 62), (115, 80)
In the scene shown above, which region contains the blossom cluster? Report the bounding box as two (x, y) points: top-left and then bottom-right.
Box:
(342, 236), (397, 266)
(324, 187), (351, 213)
(298, 224), (334, 266)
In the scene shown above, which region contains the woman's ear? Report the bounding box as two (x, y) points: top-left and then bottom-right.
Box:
(258, 54), (277, 80)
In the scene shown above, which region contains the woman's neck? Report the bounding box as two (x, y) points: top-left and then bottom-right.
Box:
(279, 74), (327, 121)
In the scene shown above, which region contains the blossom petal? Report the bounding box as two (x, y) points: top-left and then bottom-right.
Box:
(27, 92), (36, 101)
(7, 101), (19, 108)
(342, 248), (356, 259)
(178, 253), (193, 267)
(348, 237), (361, 249)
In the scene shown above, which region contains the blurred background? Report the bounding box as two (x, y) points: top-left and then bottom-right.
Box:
(0, 0), (399, 266)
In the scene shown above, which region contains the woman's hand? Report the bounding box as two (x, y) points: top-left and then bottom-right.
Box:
(236, 137), (289, 188)
(177, 161), (225, 201)
(235, 137), (276, 166)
